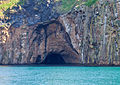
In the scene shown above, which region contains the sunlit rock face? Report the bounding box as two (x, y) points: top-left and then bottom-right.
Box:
(0, 0), (120, 65)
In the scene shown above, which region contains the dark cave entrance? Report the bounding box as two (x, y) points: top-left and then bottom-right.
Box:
(42, 53), (65, 64)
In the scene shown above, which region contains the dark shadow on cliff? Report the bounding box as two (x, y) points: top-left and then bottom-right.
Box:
(3, 0), (59, 28)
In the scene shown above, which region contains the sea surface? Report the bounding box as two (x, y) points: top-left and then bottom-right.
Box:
(0, 66), (120, 85)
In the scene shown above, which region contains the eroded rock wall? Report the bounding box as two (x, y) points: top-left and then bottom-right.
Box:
(60, 0), (120, 65)
(0, 21), (80, 64)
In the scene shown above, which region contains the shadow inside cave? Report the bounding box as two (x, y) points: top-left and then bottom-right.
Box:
(41, 53), (65, 64)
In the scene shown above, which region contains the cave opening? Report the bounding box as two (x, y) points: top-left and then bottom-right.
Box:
(42, 53), (65, 64)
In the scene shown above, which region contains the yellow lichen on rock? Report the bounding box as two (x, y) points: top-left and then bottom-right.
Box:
(0, 22), (10, 44)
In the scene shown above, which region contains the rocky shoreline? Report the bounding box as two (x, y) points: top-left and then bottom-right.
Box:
(1, 63), (120, 67)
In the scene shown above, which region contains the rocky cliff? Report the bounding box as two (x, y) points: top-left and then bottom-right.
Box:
(0, 0), (120, 65)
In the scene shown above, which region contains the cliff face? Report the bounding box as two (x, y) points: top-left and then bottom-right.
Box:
(0, 0), (120, 65)
(60, 0), (120, 65)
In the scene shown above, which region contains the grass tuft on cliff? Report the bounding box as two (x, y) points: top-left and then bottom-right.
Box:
(85, 0), (98, 7)
(57, 0), (99, 13)
(0, 0), (24, 19)
(57, 0), (81, 13)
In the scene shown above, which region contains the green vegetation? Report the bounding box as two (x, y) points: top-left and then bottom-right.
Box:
(57, 0), (99, 13)
(0, 0), (24, 19)
(85, 0), (98, 7)
(57, 0), (81, 13)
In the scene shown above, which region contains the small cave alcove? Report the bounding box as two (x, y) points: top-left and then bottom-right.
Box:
(42, 53), (65, 64)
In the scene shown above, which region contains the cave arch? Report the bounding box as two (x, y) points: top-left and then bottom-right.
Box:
(42, 53), (65, 64)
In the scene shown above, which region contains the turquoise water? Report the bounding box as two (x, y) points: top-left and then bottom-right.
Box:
(0, 66), (120, 85)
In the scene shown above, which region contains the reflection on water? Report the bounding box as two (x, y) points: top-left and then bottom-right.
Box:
(0, 66), (120, 85)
